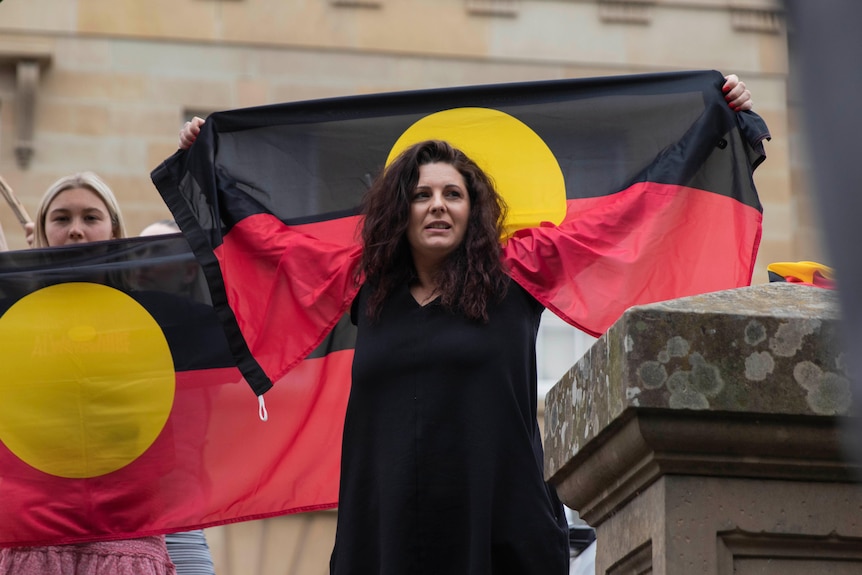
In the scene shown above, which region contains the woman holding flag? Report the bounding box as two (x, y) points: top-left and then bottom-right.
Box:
(172, 73), (753, 575)
(335, 138), (570, 573)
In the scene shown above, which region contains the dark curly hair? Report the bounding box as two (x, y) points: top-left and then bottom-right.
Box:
(358, 140), (509, 322)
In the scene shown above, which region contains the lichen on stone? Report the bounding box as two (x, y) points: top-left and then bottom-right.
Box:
(744, 320), (767, 346)
(666, 335), (690, 358)
(745, 351), (775, 381)
(769, 320), (820, 357)
(638, 361), (668, 389)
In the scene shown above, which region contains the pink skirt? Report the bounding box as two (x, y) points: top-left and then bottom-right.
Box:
(0, 536), (176, 575)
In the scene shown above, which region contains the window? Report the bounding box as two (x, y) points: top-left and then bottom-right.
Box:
(537, 310), (597, 398)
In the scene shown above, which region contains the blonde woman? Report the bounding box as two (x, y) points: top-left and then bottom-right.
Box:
(27, 172), (126, 248)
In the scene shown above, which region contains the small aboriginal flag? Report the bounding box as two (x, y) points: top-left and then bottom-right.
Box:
(0, 236), (345, 547)
(152, 69), (768, 398)
(767, 261), (835, 288)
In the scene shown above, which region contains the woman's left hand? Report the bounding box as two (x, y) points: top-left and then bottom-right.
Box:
(723, 74), (753, 112)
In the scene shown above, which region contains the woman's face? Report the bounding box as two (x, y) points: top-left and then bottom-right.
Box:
(406, 162), (471, 269)
(44, 187), (115, 247)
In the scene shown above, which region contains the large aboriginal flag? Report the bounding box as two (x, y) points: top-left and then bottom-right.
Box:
(0, 236), (346, 547)
(0, 70), (768, 546)
(152, 69), (768, 398)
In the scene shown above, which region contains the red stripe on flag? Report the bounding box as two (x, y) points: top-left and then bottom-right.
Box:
(0, 351), (351, 547)
(214, 214), (363, 384)
(505, 182), (763, 336)
(212, 183), (761, 385)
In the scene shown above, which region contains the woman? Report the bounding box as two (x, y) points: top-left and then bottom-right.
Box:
(175, 75), (755, 574)
(181, 134), (567, 572)
(30, 172), (126, 248)
(0, 172), (175, 575)
(332, 139), (569, 573)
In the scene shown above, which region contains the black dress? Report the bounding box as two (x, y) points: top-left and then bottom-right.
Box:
(330, 280), (569, 575)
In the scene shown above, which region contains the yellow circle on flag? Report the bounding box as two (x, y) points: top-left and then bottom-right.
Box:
(387, 107), (567, 236)
(0, 283), (175, 478)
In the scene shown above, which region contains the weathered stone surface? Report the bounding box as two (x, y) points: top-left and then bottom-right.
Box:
(544, 283), (847, 482)
(543, 283), (862, 575)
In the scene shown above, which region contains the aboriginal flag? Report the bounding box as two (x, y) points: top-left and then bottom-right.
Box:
(0, 236), (345, 547)
(152, 69), (768, 397)
(767, 261), (835, 288)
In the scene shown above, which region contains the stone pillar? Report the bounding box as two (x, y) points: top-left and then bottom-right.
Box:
(544, 283), (862, 574)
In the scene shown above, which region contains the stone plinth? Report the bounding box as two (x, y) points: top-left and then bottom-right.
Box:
(544, 283), (862, 574)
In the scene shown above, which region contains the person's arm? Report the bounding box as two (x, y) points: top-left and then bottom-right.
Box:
(0, 221), (8, 252)
(723, 74), (753, 111)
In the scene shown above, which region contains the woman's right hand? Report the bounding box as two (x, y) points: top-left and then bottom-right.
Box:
(179, 116), (206, 150)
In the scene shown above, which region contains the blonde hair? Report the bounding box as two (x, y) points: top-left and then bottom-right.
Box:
(34, 172), (126, 248)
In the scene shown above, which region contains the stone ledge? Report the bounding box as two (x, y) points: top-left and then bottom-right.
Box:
(550, 409), (857, 526)
(544, 283), (846, 480)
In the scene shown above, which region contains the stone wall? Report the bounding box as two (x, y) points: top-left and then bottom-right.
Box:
(545, 283), (860, 574)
